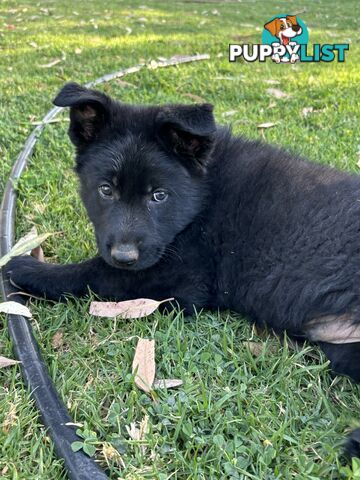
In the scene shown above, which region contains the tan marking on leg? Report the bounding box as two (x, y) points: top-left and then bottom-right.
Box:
(305, 313), (360, 344)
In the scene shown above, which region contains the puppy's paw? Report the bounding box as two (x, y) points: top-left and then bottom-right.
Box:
(345, 429), (360, 459)
(4, 255), (44, 293)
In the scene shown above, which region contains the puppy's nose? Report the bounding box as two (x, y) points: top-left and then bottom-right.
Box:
(111, 244), (139, 266)
(292, 24), (301, 32)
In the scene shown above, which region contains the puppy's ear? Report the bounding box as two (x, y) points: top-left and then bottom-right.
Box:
(264, 18), (280, 37)
(53, 82), (112, 148)
(156, 103), (216, 172)
(286, 15), (297, 26)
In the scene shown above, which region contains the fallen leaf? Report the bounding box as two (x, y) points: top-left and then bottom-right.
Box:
(38, 58), (62, 68)
(301, 107), (324, 117)
(0, 301), (32, 318)
(264, 79), (281, 85)
(1, 466), (8, 476)
(0, 227), (53, 267)
(183, 93), (206, 103)
(0, 356), (20, 368)
(302, 107), (314, 117)
(52, 330), (64, 350)
(263, 439), (273, 447)
(89, 297), (173, 319)
(115, 79), (138, 88)
(102, 443), (125, 468)
(257, 122), (278, 129)
(242, 341), (277, 357)
(222, 110), (238, 117)
(126, 415), (149, 454)
(2, 401), (18, 433)
(132, 339), (155, 392)
(266, 88), (290, 99)
(243, 341), (264, 356)
(153, 378), (183, 389)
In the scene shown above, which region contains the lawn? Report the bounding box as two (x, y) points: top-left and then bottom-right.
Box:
(0, 0), (359, 478)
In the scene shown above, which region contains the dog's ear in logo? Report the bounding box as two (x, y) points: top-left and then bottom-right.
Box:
(286, 15), (298, 27)
(286, 15), (302, 35)
(264, 17), (281, 37)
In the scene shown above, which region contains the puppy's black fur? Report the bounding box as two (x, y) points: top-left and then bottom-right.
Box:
(6, 83), (360, 457)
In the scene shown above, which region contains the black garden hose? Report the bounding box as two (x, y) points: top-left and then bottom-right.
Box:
(0, 105), (109, 480)
(0, 54), (209, 480)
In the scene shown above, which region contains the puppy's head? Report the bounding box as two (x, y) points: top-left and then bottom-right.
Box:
(53, 82), (216, 270)
(264, 15), (302, 45)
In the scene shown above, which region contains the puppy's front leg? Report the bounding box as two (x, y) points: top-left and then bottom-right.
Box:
(4, 255), (112, 301)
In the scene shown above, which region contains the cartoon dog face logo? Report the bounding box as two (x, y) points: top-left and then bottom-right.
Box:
(264, 15), (302, 46)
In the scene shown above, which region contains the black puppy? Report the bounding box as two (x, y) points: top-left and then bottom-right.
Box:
(6, 83), (360, 456)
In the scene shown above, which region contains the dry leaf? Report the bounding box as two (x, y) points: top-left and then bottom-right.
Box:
(183, 93), (206, 103)
(301, 107), (324, 117)
(89, 297), (173, 319)
(243, 341), (277, 357)
(132, 339), (155, 392)
(1, 466), (8, 476)
(52, 330), (64, 350)
(302, 107), (314, 117)
(257, 122), (277, 129)
(125, 415), (149, 454)
(0, 356), (20, 368)
(264, 79), (280, 85)
(0, 301), (32, 318)
(266, 88), (290, 99)
(153, 379), (183, 389)
(115, 79), (137, 88)
(222, 110), (238, 118)
(39, 58), (62, 68)
(102, 443), (125, 468)
(2, 401), (18, 433)
(243, 341), (264, 357)
(0, 227), (53, 267)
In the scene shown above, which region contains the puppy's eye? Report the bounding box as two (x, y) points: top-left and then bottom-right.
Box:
(151, 190), (168, 203)
(98, 184), (113, 198)
(280, 25), (285, 30)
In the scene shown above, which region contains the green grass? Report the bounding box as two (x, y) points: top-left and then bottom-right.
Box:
(1, 0), (360, 478)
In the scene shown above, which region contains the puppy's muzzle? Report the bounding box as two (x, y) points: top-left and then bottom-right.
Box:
(111, 243), (139, 267)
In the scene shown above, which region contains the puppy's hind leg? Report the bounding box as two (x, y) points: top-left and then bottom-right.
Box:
(317, 337), (360, 459)
(346, 428), (360, 459)
(318, 341), (360, 383)
(305, 312), (360, 381)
